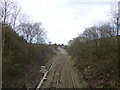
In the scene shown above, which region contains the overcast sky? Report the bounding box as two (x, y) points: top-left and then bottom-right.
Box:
(17, 0), (119, 45)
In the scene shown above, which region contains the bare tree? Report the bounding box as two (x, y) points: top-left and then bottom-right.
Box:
(1, 0), (21, 28)
(9, 4), (21, 29)
(0, 2), (2, 23)
(19, 22), (46, 44)
(1, 0), (21, 52)
(98, 23), (113, 38)
(48, 41), (52, 45)
(109, 3), (120, 36)
(83, 26), (99, 40)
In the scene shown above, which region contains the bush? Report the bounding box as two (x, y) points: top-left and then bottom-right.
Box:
(68, 25), (118, 88)
(2, 25), (54, 88)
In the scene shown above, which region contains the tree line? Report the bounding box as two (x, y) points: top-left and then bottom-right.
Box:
(0, 0), (56, 88)
(1, 0), (46, 45)
(67, 5), (120, 88)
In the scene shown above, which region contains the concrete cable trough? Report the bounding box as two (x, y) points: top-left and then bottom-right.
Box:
(36, 63), (54, 89)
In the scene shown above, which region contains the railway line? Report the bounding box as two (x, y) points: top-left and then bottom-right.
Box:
(38, 48), (83, 88)
(50, 56), (65, 88)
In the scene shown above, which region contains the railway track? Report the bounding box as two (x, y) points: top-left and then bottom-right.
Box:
(50, 56), (65, 88)
(66, 57), (76, 89)
(49, 54), (76, 89)
(39, 48), (81, 89)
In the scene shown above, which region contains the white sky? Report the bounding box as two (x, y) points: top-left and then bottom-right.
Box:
(17, 0), (119, 45)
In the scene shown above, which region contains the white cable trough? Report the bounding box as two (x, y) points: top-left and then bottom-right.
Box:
(36, 63), (54, 89)
(36, 71), (48, 89)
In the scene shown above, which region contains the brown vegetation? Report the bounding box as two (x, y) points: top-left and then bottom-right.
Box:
(2, 25), (55, 88)
(1, 0), (56, 88)
(67, 23), (119, 88)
